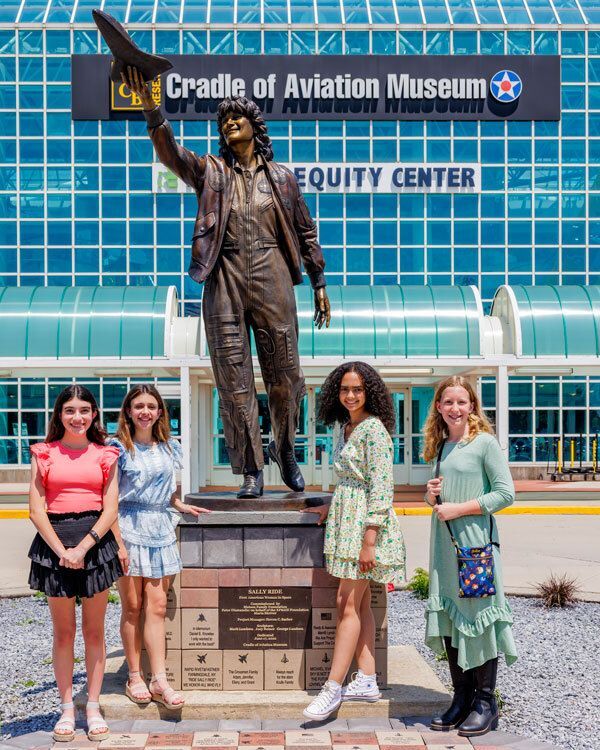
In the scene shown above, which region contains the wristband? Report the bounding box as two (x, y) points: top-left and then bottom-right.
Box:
(88, 529), (101, 544)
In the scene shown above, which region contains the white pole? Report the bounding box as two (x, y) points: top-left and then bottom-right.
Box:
(180, 365), (191, 498)
(496, 365), (509, 460)
(321, 451), (330, 491)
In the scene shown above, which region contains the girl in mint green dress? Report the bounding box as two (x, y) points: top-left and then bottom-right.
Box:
(303, 362), (405, 723)
(423, 375), (517, 739)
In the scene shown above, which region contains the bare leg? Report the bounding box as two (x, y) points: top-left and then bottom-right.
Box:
(354, 583), (376, 676)
(48, 597), (77, 735)
(81, 590), (109, 736)
(118, 575), (151, 699)
(327, 579), (370, 685)
(143, 576), (184, 706)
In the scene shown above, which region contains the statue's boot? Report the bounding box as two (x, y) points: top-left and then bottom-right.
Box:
(268, 441), (305, 493)
(237, 470), (264, 499)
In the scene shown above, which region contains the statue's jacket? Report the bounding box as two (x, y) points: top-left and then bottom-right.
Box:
(144, 108), (326, 290)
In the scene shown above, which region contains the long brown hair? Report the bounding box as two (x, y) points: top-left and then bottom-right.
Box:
(116, 384), (171, 454)
(422, 376), (493, 463)
(46, 385), (107, 445)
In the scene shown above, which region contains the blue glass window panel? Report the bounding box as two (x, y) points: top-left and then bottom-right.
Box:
(590, 248), (600, 272)
(589, 141), (600, 164)
(18, 167), (41, 190)
(373, 195), (396, 217)
(237, 32), (260, 53)
(502, 1), (530, 24)
(534, 31), (558, 54)
(47, 194), (71, 219)
(292, 140), (316, 161)
(453, 31), (477, 54)
(562, 58), (585, 84)
(127, 0), (154, 23)
(400, 140), (424, 162)
(527, 0), (557, 23)
(372, 32), (396, 53)
(454, 221), (478, 245)
(399, 31), (423, 54)
(0, 248), (18, 272)
(319, 195), (343, 218)
(347, 222), (370, 244)
(534, 167), (559, 190)
(305, 194), (317, 215)
(20, 113), (43, 137)
(319, 123), (342, 137)
(344, 0), (369, 24)
(73, 30), (97, 54)
(319, 140), (343, 161)
(428, 247), (451, 272)
(323, 247), (343, 273)
(346, 122), (370, 137)
(154, 31), (180, 55)
(557, 31), (585, 55)
(562, 246), (585, 272)
(400, 194), (424, 217)
(454, 195), (478, 218)
(400, 122), (424, 138)
(46, 112), (71, 137)
(535, 139), (558, 163)
(508, 222), (532, 244)
(589, 113), (600, 137)
(319, 31), (343, 55)
(46, 57), (71, 81)
(291, 1), (316, 24)
(0, 195), (16, 219)
(45, 30), (70, 54)
(481, 122), (505, 138)
(75, 167), (99, 191)
(481, 140), (505, 163)
(0, 31), (16, 52)
(75, 140), (98, 163)
(373, 122), (396, 137)
(400, 222), (424, 245)
(589, 31), (600, 53)
(346, 195), (370, 217)
(157, 222), (181, 245)
(102, 195), (126, 218)
(129, 139), (153, 163)
(182, 0), (209, 23)
(507, 167), (531, 191)
(102, 221), (126, 246)
(372, 140), (397, 161)
(102, 140), (127, 163)
(19, 85), (42, 109)
(0, 140), (16, 163)
(427, 194), (451, 217)
(0, 222), (17, 244)
(129, 223), (148, 245)
(374, 247), (398, 273)
(74, 274), (100, 286)
(346, 32), (369, 53)
(426, 31), (450, 55)
(75, 194), (98, 218)
(448, 0), (477, 23)
(562, 220), (585, 244)
(346, 247), (370, 273)
(481, 247), (505, 272)
(454, 247), (478, 273)
(562, 166), (585, 190)
(157, 247), (182, 273)
(316, 0), (342, 23)
(481, 194), (504, 217)
(101, 122), (127, 139)
(590, 195), (600, 217)
(562, 86), (585, 110)
(551, 0), (583, 23)
(535, 246), (559, 271)
(534, 221), (558, 244)
(102, 247), (127, 273)
(481, 221), (504, 244)
(47, 222), (71, 245)
(427, 140), (451, 161)
(102, 167), (126, 190)
(47, 85), (71, 109)
(291, 31), (315, 54)
(401, 247), (424, 272)
(562, 139), (586, 164)
(482, 167), (505, 190)
(19, 30), (42, 52)
(20, 223), (44, 246)
(47, 140), (71, 163)
(19, 57), (43, 82)
(479, 30), (504, 53)
(561, 112), (585, 137)
(319, 222), (343, 246)
(0, 84), (16, 108)
(421, 0), (449, 23)
(130, 247), (154, 272)
(0, 58), (16, 83)
(508, 140), (531, 164)
(373, 222), (396, 245)
(182, 31), (207, 54)
(346, 141), (370, 161)
(535, 194), (558, 217)
(264, 31), (288, 52)
(20, 139), (44, 163)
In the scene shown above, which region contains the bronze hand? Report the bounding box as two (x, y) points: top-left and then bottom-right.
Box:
(120, 65), (156, 111)
(313, 287), (331, 330)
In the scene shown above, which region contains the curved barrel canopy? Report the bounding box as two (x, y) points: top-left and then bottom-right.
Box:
(491, 285), (600, 357)
(0, 286), (177, 359)
(295, 285), (483, 358)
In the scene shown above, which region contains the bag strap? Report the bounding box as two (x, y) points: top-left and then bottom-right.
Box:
(435, 438), (499, 550)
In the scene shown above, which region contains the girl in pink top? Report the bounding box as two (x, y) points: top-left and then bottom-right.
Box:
(28, 385), (122, 743)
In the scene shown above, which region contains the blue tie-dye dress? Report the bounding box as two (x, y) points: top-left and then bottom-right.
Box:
(109, 437), (183, 578)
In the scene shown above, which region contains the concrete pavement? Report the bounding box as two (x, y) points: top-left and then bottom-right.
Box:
(3, 514), (600, 600)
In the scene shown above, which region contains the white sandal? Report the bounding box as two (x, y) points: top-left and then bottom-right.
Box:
(86, 701), (110, 741)
(52, 701), (76, 743)
(150, 672), (185, 709)
(125, 671), (152, 705)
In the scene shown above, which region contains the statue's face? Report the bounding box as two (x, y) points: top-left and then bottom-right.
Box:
(221, 111), (254, 147)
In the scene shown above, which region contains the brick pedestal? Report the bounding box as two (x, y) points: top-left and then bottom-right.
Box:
(158, 507), (389, 691)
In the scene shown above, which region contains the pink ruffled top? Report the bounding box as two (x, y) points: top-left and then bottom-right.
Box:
(30, 441), (119, 514)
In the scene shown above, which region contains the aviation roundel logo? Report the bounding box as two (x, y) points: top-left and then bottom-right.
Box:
(490, 70), (523, 102)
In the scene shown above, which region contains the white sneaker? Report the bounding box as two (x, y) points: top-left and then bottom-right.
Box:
(341, 670), (381, 702)
(303, 680), (342, 721)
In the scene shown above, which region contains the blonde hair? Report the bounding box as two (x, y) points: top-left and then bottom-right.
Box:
(422, 376), (494, 463)
(116, 384), (172, 455)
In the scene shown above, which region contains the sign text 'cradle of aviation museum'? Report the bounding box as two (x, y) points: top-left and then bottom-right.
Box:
(72, 55), (560, 121)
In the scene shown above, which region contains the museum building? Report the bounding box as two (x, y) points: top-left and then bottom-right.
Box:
(1, 0), (600, 489)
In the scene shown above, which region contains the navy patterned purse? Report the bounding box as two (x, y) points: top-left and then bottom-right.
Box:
(435, 440), (499, 598)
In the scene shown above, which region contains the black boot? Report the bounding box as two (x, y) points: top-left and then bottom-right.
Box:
(457, 658), (499, 737)
(430, 638), (474, 731)
(268, 441), (305, 492)
(237, 470), (264, 499)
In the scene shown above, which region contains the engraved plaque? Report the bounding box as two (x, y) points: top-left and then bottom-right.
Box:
(182, 608), (219, 649)
(165, 608), (181, 649)
(141, 649), (181, 690)
(312, 608), (387, 649)
(239, 733), (284, 746)
(285, 732), (331, 747)
(264, 649), (305, 690)
(222, 649), (264, 690)
(99, 735), (148, 748)
(182, 650), (223, 690)
(376, 731), (425, 746)
(192, 732), (238, 747)
(147, 735), (193, 747)
(219, 587), (311, 650)
(304, 648), (334, 690)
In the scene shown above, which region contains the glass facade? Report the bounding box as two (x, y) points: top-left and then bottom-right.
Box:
(1, 1), (600, 467)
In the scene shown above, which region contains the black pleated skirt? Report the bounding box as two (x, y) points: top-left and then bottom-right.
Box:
(28, 510), (123, 598)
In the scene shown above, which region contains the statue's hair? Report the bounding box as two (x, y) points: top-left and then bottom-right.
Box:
(217, 97), (274, 165)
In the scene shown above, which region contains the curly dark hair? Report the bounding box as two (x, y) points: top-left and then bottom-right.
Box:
(217, 97), (274, 166)
(317, 362), (396, 435)
(46, 385), (107, 445)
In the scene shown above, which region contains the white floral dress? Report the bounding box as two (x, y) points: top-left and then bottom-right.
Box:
(324, 416), (406, 584)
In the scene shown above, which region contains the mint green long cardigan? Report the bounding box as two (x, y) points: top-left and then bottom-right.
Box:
(425, 432), (518, 670)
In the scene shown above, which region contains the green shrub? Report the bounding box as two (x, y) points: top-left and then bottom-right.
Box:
(407, 567), (430, 600)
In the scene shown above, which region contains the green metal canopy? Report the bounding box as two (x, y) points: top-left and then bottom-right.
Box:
(294, 285), (483, 358)
(0, 286), (176, 359)
(492, 285), (600, 357)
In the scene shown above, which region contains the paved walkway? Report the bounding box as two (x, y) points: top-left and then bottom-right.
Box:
(0, 720), (562, 750)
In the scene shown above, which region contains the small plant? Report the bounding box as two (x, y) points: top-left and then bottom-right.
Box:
(20, 679), (36, 688)
(17, 618), (36, 626)
(535, 573), (581, 607)
(407, 567), (430, 600)
(435, 650), (448, 662)
(494, 688), (505, 713)
(74, 656), (83, 664)
(42, 657), (53, 666)
(33, 591), (47, 603)
(107, 587), (120, 605)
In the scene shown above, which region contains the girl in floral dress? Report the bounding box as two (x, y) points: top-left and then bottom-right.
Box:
(303, 362), (405, 721)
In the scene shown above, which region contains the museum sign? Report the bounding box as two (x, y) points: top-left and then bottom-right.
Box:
(72, 54), (560, 121)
